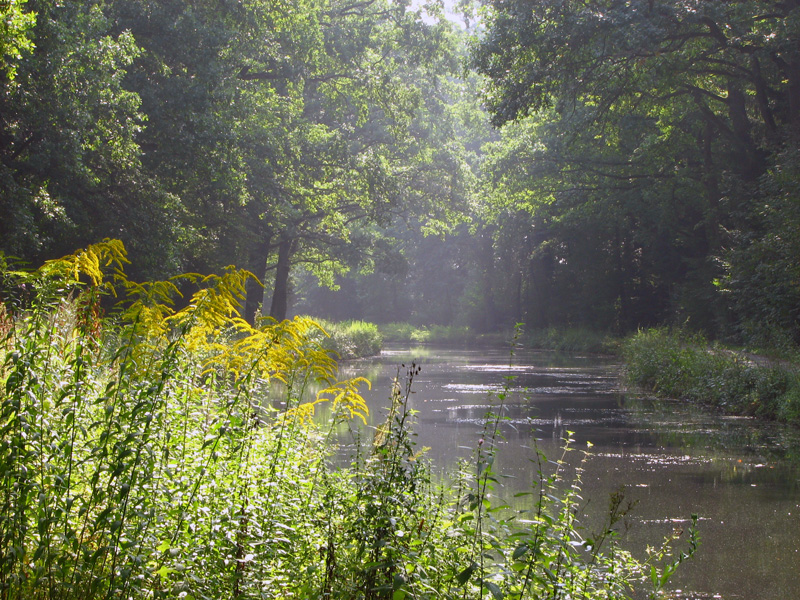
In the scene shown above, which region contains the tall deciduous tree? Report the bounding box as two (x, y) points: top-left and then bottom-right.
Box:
(104, 0), (471, 322)
(234, 0), (471, 321)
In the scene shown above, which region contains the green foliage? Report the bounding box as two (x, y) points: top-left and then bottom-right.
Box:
(312, 318), (383, 359)
(721, 146), (800, 347)
(0, 0), (35, 80)
(522, 327), (616, 354)
(623, 328), (800, 424)
(470, 0), (800, 340)
(0, 245), (697, 599)
(0, 0), (151, 265)
(379, 322), (477, 345)
(3, 0), (800, 357)
(0, 0), (473, 320)
(0, 242), (369, 599)
(426, 325), (473, 345)
(379, 322), (424, 343)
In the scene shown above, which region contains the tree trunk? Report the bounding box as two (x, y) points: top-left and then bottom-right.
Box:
(702, 120), (720, 253)
(788, 57), (800, 133)
(479, 228), (496, 332)
(268, 237), (295, 321)
(750, 56), (777, 137)
(614, 224), (628, 333)
(726, 82), (763, 181)
(527, 224), (552, 329)
(244, 234), (271, 325)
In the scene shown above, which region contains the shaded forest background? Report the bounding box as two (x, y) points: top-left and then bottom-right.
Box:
(2, 0), (799, 347)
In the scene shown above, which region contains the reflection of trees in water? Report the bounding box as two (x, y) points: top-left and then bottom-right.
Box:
(622, 393), (800, 468)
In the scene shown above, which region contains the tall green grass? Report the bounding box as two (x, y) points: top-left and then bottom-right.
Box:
(623, 328), (800, 423)
(0, 243), (696, 599)
(378, 321), (424, 343)
(312, 318), (383, 359)
(378, 323), (483, 345)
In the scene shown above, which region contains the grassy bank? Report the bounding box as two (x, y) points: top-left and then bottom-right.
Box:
(312, 318), (383, 359)
(623, 328), (800, 424)
(0, 242), (697, 600)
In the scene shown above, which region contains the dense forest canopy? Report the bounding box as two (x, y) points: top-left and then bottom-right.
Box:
(470, 0), (800, 343)
(0, 0), (471, 322)
(1, 0), (799, 345)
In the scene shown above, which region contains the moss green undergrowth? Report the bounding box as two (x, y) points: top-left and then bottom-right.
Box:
(623, 328), (800, 424)
(0, 242), (697, 599)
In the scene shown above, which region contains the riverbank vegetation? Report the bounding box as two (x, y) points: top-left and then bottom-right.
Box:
(0, 244), (697, 599)
(520, 328), (616, 355)
(312, 318), (383, 359)
(379, 323), (481, 346)
(624, 329), (800, 425)
(375, 323), (614, 354)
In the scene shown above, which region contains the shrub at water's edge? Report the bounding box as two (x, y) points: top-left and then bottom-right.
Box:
(0, 241), (697, 599)
(312, 318), (383, 358)
(379, 322), (482, 345)
(521, 326), (617, 354)
(623, 328), (800, 424)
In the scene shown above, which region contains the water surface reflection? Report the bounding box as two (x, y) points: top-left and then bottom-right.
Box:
(335, 345), (800, 600)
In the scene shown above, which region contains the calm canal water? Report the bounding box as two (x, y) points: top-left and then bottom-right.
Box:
(336, 345), (800, 600)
